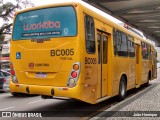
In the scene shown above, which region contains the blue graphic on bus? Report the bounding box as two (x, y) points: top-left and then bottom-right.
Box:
(13, 6), (77, 40)
(16, 52), (21, 59)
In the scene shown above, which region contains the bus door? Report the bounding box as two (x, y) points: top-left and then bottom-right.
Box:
(135, 44), (140, 86)
(152, 50), (157, 79)
(97, 31), (108, 98)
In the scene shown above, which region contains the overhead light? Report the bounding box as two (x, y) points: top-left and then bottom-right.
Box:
(153, 31), (160, 33)
(148, 26), (160, 29)
(128, 10), (153, 14)
(139, 20), (158, 22)
(155, 7), (160, 9)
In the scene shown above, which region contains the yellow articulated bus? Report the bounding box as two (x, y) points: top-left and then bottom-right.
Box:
(10, 2), (157, 104)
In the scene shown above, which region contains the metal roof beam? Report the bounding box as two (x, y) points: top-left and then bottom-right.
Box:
(134, 23), (160, 27)
(87, 3), (113, 14)
(122, 12), (160, 17)
(113, 3), (160, 16)
(86, 0), (133, 3)
(126, 14), (160, 22)
(128, 21), (160, 27)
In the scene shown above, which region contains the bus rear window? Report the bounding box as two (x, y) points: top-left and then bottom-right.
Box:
(13, 6), (77, 40)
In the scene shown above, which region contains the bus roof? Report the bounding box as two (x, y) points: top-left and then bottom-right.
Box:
(14, 2), (152, 46)
(79, 3), (152, 45)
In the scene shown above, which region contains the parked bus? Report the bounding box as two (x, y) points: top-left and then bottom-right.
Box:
(10, 2), (157, 104)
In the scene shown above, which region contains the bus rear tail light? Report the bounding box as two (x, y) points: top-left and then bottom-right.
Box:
(67, 62), (80, 87)
(11, 70), (15, 75)
(71, 71), (77, 78)
(10, 62), (18, 84)
(73, 64), (79, 71)
(74, 4), (78, 8)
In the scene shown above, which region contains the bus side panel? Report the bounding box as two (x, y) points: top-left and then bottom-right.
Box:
(112, 57), (129, 96)
(128, 58), (136, 89)
(79, 12), (98, 104)
(151, 49), (157, 80)
(10, 39), (78, 87)
(141, 60), (150, 84)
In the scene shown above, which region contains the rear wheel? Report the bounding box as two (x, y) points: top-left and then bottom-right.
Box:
(144, 73), (150, 87)
(118, 76), (127, 101)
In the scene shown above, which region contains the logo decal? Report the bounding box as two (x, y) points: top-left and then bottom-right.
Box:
(16, 52), (21, 59)
(28, 63), (34, 69)
(64, 28), (69, 35)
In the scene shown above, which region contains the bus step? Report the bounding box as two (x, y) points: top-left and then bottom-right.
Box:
(136, 85), (140, 88)
(97, 96), (111, 103)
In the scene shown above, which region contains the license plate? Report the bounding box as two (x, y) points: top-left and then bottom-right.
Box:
(36, 73), (47, 78)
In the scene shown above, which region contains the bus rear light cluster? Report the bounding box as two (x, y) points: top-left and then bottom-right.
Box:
(67, 62), (81, 87)
(10, 62), (18, 84)
(11, 70), (15, 75)
(71, 71), (77, 78)
(73, 64), (79, 71)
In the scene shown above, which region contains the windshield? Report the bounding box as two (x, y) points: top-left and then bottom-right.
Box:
(13, 6), (77, 40)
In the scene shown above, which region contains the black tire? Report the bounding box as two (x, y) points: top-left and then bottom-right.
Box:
(144, 73), (150, 87)
(118, 76), (127, 101)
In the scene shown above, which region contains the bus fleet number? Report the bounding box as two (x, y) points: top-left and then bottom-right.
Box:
(85, 57), (97, 64)
(51, 49), (74, 56)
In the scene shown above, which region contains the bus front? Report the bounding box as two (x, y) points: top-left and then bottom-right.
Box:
(10, 3), (83, 101)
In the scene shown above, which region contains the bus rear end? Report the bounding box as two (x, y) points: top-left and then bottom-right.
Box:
(10, 4), (83, 101)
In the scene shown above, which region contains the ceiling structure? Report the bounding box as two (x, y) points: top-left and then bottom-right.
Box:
(82, 0), (160, 46)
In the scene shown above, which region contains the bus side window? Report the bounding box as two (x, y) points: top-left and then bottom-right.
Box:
(127, 35), (135, 57)
(141, 42), (149, 59)
(113, 29), (117, 55)
(117, 31), (128, 57)
(103, 35), (108, 64)
(85, 15), (95, 54)
(148, 45), (151, 60)
(97, 34), (101, 64)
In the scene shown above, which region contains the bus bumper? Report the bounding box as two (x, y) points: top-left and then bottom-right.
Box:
(9, 81), (81, 99)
